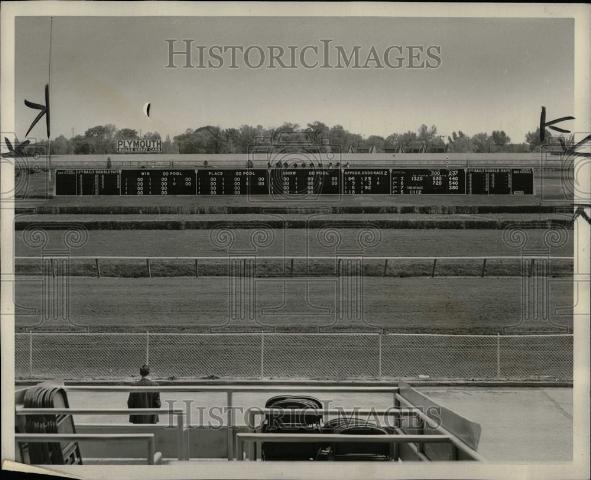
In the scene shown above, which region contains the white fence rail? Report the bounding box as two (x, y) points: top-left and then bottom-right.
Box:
(15, 255), (573, 279)
(15, 332), (572, 381)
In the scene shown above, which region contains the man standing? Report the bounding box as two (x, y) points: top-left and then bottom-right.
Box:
(128, 365), (161, 424)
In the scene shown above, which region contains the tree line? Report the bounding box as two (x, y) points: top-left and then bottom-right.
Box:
(29, 121), (550, 154)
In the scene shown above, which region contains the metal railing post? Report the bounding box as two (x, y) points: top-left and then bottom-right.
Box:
(146, 331), (150, 364)
(146, 258), (152, 278)
(247, 409), (256, 460)
(148, 435), (155, 465)
(260, 333), (265, 380)
(496, 333), (501, 378)
(378, 334), (383, 378)
(194, 259), (199, 278)
(29, 331), (33, 378)
(481, 258), (487, 278)
(95, 258), (101, 278)
(177, 413), (184, 460)
(236, 436), (244, 461)
(383, 259), (388, 276)
(227, 391), (234, 460)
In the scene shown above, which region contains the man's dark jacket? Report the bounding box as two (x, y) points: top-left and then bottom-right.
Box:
(128, 377), (161, 424)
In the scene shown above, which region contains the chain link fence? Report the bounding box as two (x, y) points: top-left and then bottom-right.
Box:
(14, 332), (572, 381)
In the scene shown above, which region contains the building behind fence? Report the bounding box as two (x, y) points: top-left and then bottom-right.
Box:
(15, 332), (573, 381)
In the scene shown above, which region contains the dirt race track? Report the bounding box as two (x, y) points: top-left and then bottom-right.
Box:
(16, 276), (572, 333)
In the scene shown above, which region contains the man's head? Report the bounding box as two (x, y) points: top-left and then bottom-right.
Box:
(139, 364), (150, 377)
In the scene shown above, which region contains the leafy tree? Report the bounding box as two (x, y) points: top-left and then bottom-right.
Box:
(447, 131), (473, 153)
(115, 128), (138, 140)
(71, 134), (91, 154)
(50, 134), (71, 155)
(471, 132), (493, 153)
(525, 128), (553, 151)
(363, 135), (386, 152)
(491, 130), (510, 147)
(143, 131), (161, 141)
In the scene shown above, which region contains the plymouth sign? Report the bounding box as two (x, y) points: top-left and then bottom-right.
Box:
(116, 138), (162, 153)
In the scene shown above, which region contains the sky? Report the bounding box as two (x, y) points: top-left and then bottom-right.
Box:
(15, 16), (574, 143)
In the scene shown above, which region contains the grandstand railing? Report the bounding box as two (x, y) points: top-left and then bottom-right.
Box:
(16, 407), (186, 460)
(15, 433), (159, 464)
(15, 383), (484, 462)
(15, 332), (573, 382)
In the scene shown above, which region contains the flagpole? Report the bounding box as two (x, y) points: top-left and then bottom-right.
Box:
(47, 17), (53, 184)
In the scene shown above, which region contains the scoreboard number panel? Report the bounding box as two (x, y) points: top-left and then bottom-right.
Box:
(269, 169), (340, 195)
(391, 169), (466, 194)
(467, 168), (524, 194)
(511, 168), (534, 195)
(55, 170), (119, 195)
(343, 169), (390, 194)
(310, 169), (341, 194)
(96, 171), (120, 195)
(198, 169), (269, 195)
(240, 169), (270, 195)
(121, 170), (196, 195)
(55, 170), (78, 195)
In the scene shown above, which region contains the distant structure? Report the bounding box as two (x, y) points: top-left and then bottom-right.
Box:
(348, 145), (377, 154)
(250, 128), (332, 154)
